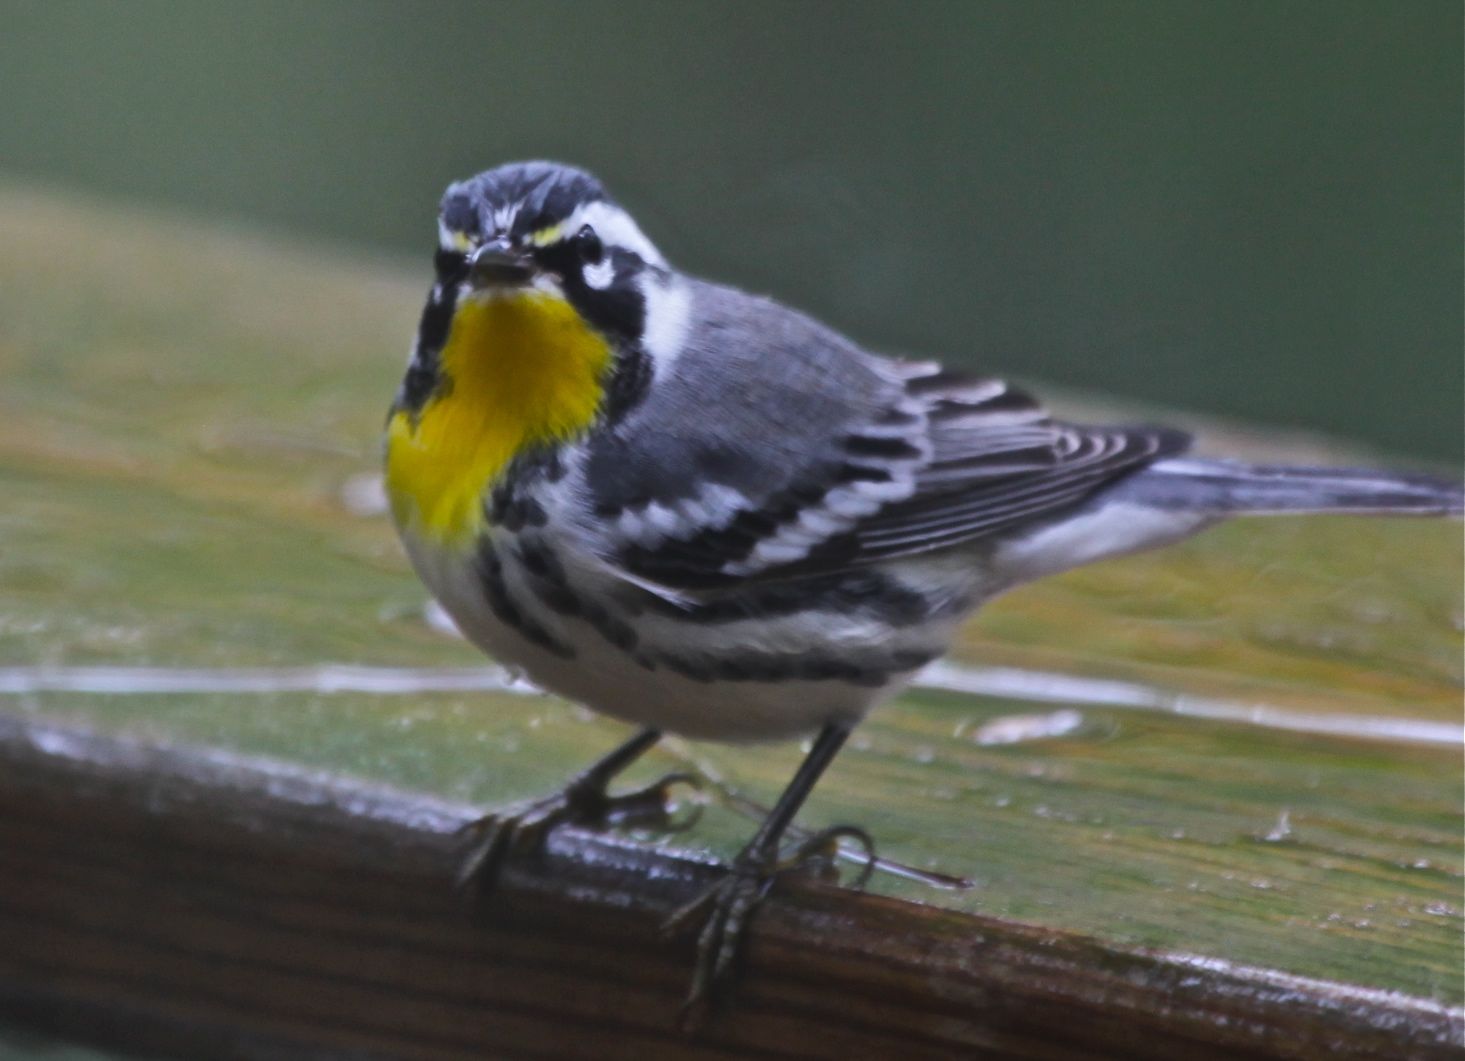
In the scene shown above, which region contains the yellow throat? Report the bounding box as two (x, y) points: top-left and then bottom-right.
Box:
(385, 290), (611, 543)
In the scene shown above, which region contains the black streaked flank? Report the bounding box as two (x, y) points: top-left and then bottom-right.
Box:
(488, 489), (547, 533)
(516, 537), (639, 652)
(655, 646), (938, 687)
(581, 597), (639, 652)
(515, 536), (562, 581)
(474, 538), (575, 659)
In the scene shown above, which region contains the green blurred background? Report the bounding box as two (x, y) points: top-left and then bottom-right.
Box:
(2, 0), (1460, 461)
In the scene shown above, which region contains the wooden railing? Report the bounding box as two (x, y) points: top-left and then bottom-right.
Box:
(1, 713), (1457, 1060)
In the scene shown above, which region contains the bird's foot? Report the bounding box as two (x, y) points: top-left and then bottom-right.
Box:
(665, 824), (876, 1028)
(456, 770), (702, 895)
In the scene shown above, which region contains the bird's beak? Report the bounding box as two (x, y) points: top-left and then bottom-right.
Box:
(468, 237), (535, 288)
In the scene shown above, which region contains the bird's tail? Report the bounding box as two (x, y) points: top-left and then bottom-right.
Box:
(1121, 458), (1464, 517)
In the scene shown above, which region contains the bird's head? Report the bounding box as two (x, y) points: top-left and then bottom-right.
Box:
(432, 161), (668, 344)
(388, 162), (690, 540)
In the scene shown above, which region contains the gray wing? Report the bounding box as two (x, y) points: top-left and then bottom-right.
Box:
(582, 280), (1189, 590)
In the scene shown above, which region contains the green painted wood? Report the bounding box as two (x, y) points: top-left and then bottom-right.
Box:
(1, 184), (1460, 1016)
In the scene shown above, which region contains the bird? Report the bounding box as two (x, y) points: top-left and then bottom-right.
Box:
(383, 159), (1462, 1014)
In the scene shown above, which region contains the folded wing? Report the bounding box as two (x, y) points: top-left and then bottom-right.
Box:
(581, 281), (1189, 591)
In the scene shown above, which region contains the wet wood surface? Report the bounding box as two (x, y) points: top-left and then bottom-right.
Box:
(0, 184), (1460, 1057)
(1, 714), (1459, 1060)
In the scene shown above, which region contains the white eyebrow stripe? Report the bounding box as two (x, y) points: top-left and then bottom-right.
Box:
(557, 201), (666, 266)
(438, 196), (663, 268)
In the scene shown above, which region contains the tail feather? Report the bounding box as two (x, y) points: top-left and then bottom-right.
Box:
(1124, 458), (1464, 517)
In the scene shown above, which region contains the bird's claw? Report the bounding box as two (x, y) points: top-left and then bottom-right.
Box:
(454, 793), (565, 893)
(456, 770), (703, 895)
(664, 823), (877, 1028)
(665, 857), (776, 1030)
(780, 824), (877, 889)
(600, 771), (704, 833)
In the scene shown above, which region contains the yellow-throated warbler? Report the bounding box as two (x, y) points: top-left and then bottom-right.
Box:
(385, 160), (1462, 1010)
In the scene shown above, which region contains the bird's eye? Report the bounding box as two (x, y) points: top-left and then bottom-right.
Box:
(434, 247), (468, 280)
(574, 225), (603, 264)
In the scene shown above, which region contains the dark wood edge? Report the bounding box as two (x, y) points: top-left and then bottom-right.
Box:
(0, 712), (1458, 1060)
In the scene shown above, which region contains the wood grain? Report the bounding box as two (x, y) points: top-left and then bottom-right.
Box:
(0, 713), (1457, 1060)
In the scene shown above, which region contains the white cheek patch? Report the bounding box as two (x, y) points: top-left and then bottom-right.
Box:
(583, 257), (615, 290)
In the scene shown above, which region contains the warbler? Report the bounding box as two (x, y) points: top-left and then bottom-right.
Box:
(384, 160), (1462, 1010)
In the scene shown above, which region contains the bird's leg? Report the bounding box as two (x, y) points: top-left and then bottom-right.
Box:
(664, 723), (870, 1023)
(456, 727), (699, 894)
